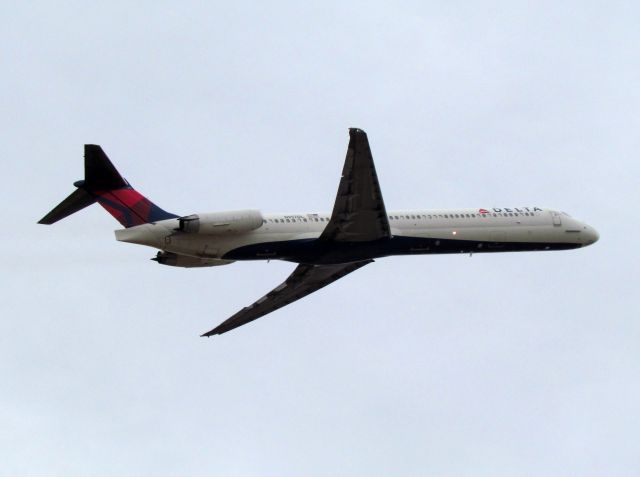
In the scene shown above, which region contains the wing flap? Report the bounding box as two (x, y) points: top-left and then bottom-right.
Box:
(202, 260), (373, 336)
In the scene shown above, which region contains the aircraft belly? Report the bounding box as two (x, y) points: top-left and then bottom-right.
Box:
(223, 233), (583, 264)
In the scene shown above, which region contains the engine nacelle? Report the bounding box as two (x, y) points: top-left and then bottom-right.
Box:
(153, 251), (234, 268)
(177, 209), (264, 235)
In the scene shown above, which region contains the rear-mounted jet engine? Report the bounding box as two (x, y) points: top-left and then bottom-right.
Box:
(153, 251), (234, 268)
(177, 209), (264, 235)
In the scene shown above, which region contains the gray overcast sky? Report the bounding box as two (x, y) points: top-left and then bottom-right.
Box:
(2, 1), (639, 476)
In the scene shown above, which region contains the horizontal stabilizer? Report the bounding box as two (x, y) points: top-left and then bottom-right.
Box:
(38, 188), (96, 225)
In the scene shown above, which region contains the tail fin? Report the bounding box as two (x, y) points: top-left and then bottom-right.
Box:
(38, 145), (178, 227)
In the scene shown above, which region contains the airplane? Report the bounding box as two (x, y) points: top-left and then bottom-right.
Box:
(39, 128), (599, 336)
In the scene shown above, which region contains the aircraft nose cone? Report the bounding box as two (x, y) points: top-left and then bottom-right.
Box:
(583, 226), (599, 246)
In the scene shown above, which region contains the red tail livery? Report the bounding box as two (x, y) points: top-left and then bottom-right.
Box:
(39, 145), (177, 227)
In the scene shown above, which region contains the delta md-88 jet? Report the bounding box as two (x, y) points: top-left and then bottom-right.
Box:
(39, 129), (599, 336)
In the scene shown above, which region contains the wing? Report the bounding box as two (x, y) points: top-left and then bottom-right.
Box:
(320, 128), (391, 242)
(201, 260), (373, 336)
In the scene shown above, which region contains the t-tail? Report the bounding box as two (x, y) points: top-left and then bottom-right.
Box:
(38, 145), (178, 227)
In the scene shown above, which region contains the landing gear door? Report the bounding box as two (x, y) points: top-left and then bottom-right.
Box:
(552, 211), (562, 227)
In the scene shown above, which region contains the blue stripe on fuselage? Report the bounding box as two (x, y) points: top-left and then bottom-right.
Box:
(221, 236), (582, 265)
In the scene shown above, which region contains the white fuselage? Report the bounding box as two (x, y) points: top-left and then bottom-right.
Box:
(116, 207), (599, 265)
